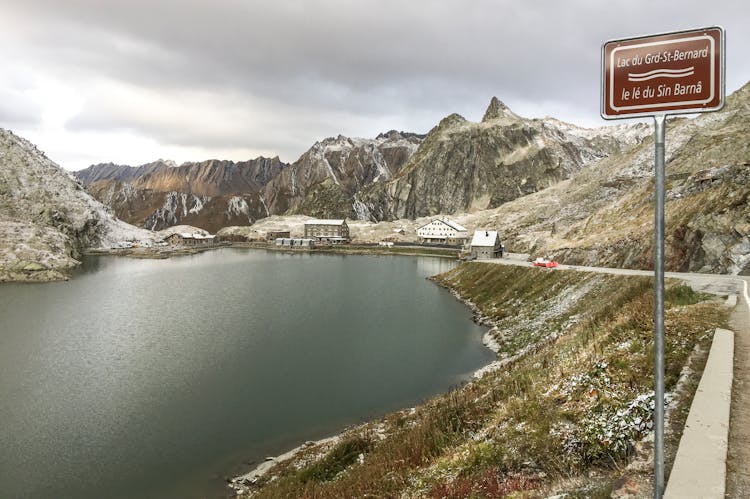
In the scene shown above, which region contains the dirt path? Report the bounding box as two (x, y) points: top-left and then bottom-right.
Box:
(726, 278), (750, 498)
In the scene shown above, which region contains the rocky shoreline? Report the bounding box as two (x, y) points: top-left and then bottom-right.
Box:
(228, 436), (342, 496)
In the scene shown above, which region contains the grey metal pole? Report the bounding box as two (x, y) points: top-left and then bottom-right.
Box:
(653, 114), (666, 499)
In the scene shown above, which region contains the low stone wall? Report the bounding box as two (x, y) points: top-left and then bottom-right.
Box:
(664, 328), (734, 498)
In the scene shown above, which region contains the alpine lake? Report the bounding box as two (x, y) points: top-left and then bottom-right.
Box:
(0, 249), (493, 498)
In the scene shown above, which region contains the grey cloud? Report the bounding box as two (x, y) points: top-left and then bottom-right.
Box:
(2, 0), (749, 164)
(0, 89), (43, 127)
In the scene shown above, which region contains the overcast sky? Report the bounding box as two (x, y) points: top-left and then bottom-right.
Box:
(1, 0), (748, 170)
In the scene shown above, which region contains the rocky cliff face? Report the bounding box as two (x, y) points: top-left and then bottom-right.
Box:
(78, 157), (286, 232)
(355, 97), (650, 220)
(0, 129), (152, 281)
(129, 157), (285, 197)
(258, 131), (424, 220)
(79, 132), (424, 229)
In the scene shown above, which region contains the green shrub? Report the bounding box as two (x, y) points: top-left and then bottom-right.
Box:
(665, 285), (708, 307)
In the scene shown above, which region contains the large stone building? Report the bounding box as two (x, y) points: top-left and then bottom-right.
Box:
(304, 219), (350, 243)
(470, 230), (503, 259)
(416, 218), (468, 245)
(166, 232), (217, 246)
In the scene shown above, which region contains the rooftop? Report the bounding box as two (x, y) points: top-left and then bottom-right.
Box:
(471, 230), (498, 246)
(417, 218), (467, 232)
(304, 219), (346, 225)
(177, 232), (215, 240)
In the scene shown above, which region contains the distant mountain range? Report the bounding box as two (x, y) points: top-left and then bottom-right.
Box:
(2, 83), (747, 280)
(75, 131), (424, 232)
(74, 98), (648, 232)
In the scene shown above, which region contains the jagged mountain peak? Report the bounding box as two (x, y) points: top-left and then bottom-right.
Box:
(436, 113), (467, 130)
(155, 158), (178, 168)
(482, 96), (519, 122)
(376, 130), (406, 140)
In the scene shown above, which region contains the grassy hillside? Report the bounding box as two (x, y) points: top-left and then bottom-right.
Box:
(236, 264), (727, 498)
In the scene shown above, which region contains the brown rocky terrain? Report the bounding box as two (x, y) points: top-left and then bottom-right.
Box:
(77, 157), (286, 232)
(85, 180), (266, 233)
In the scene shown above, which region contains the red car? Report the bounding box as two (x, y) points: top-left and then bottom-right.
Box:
(532, 257), (558, 268)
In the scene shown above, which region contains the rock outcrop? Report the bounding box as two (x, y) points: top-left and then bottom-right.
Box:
(0, 129), (153, 281)
(258, 131), (424, 220)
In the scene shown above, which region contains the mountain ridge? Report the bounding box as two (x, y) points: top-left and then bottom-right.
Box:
(76, 98), (649, 229)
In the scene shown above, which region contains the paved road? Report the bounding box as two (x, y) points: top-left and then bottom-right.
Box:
(481, 255), (750, 497)
(493, 253), (748, 297)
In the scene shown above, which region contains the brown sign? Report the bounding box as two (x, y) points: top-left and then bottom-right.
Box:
(602, 27), (724, 119)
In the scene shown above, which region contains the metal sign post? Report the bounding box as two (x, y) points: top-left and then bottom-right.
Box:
(653, 114), (666, 496)
(601, 27), (725, 499)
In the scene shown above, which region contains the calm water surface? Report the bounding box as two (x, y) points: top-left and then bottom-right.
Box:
(0, 249), (492, 498)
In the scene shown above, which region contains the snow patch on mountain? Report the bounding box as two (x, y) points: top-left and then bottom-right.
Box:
(352, 194), (374, 222)
(226, 196), (252, 223)
(188, 195), (207, 215)
(369, 144), (391, 183)
(258, 194), (270, 217)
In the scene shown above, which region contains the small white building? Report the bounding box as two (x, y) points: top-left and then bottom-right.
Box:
(416, 218), (468, 245)
(470, 230), (503, 259)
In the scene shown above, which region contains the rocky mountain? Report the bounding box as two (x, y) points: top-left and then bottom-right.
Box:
(77, 157), (285, 196)
(355, 97), (650, 220)
(86, 180), (265, 233)
(77, 131), (424, 230)
(258, 131), (424, 219)
(408, 81), (750, 274)
(520, 81), (750, 274)
(75, 159), (178, 185)
(78, 105), (646, 231)
(0, 129), (153, 281)
(77, 157), (286, 232)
